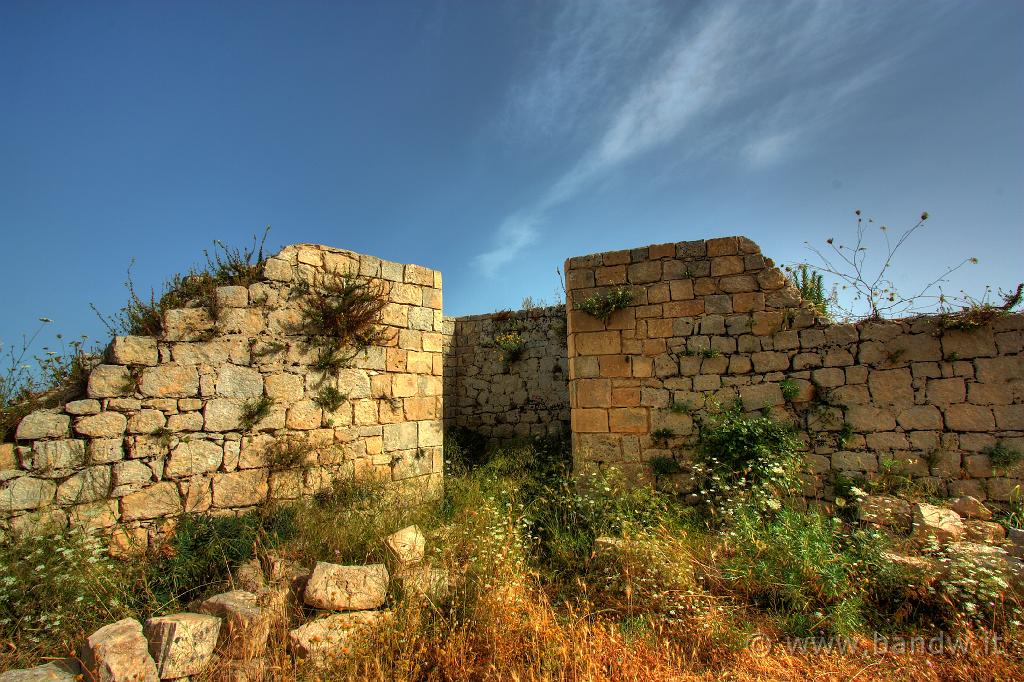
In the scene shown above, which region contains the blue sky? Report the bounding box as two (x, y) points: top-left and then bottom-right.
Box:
(2, 0), (1022, 355)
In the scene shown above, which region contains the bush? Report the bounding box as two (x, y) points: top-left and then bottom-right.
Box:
(578, 287), (633, 323)
(694, 403), (802, 518)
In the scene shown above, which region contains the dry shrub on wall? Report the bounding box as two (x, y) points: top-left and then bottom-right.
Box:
(294, 271), (387, 372)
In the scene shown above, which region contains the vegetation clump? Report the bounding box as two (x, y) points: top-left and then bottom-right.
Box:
(578, 286), (633, 323)
(239, 395), (274, 431)
(296, 272), (386, 372)
(96, 228), (270, 337)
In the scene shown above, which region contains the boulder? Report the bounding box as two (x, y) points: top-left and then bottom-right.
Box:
(395, 565), (449, 602)
(384, 525), (425, 568)
(144, 613), (221, 679)
(911, 503), (964, 545)
(947, 495), (992, 520)
(288, 611), (390, 660)
(81, 618), (159, 682)
(303, 562), (389, 611)
(963, 520), (1007, 544)
(198, 591), (271, 659)
(858, 495), (912, 532)
(0, 660), (80, 681)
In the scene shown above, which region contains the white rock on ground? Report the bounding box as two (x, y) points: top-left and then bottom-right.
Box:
(198, 591), (271, 659)
(80, 618), (159, 682)
(144, 613), (221, 679)
(911, 503), (964, 545)
(303, 562), (389, 611)
(0, 660), (80, 681)
(384, 525), (425, 568)
(288, 611), (391, 660)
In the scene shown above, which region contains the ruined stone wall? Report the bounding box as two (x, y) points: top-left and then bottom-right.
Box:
(0, 244), (444, 547)
(443, 306), (569, 444)
(565, 236), (1024, 502)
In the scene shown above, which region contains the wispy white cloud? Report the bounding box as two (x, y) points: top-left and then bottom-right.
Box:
(475, 0), (920, 274)
(473, 211), (541, 277)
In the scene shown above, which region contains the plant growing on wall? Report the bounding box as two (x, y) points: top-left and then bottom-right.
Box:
(94, 228), (271, 337)
(494, 331), (526, 366)
(796, 211), (989, 320)
(786, 264), (833, 319)
(578, 287), (633, 324)
(239, 395), (274, 431)
(297, 271), (387, 372)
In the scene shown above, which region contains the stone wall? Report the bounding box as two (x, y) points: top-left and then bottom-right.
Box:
(0, 244), (444, 547)
(443, 306), (569, 444)
(565, 236), (1024, 502)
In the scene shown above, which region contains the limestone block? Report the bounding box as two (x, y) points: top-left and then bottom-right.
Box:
(56, 466), (111, 505)
(80, 618), (159, 682)
(121, 482), (182, 521)
(167, 412), (204, 432)
(288, 611), (389, 661)
(140, 364), (199, 399)
(304, 562), (389, 611)
(383, 422), (417, 452)
(395, 565), (449, 602)
(912, 503), (964, 545)
(198, 591), (271, 659)
(26, 439), (86, 473)
(264, 373), (304, 402)
(286, 401), (322, 430)
(90, 439), (126, 464)
(109, 336), (159, 366)
(337, 368), (371, 399)
(964, 520), (1006, 544)
(944, 404), (995, 432)
(216, 365), (264, 399)
(65, 399), (101, 415)
(88, 365), (132, 399)
(202, 399), (243, 432)
(384, 525), (425, 568)
(144, 613), (221, 679)
(858, 495), (912, 532)
(0, 477), (56, 512)
(15, 410), (69, 440)
(418, 420), (443, 448)
(113, 460), (154, 491)
(948, 495), (992, 520)
(215, 285), (249, 308)
(212, 469), (268, 508)
(739, 383), (783, 411)
(128, 410), (166, 434)
(263, 257), (292, 281)
(166, 439), (223, 478)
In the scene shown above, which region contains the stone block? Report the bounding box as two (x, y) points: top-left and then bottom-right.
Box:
(121, 482), (182, 521)
(203, 400), (243, 432)
(868, 368), (914, 405)
(858, 495), (912, 532)
(944, 404), (994, 432)
(128, 410), (166, 435)
(56, 466), (111, 505)
(26, 439), (86, 473)
(216, 365), (264, 399)
(81, 618), (159, 682)
(0, 477), (56, 512)
(198, 591), (271, 659)
(141, 365), (199, 398)
(304, 562), (389, 611)
(288, 611), (389, 661)
(739, 383), (783, 411)
(384, 525), (425, 568)
(144, 613), (221, 679)
(212, 469), (268, 508)
(383, 422), (417, 452)
(166, 439), (223, 478)
(109, 336), (159, 366)
(575, 331), (621, 356)
(0, 661), (80, 681)
(15, 410), (70, 441)
(948, 495), (992, 520)
(912, 503), (964, 545)
(608, 408), (646, 433)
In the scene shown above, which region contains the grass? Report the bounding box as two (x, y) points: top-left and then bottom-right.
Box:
(239, 395), (275, 431)
(2, 429), (1022, 678)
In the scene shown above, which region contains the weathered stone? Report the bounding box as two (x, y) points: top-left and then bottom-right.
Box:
(89, 439), (126, 464)
(216, 365), (264, 399)
(26, 439), (86, 473)
(15, 410), (69, 441)
(88, 365), (132, 399)
(383, 422), (417, 452)
(56, 466), (111, 505)
(109, 336), (159, 366)
(288, 611), (389, 661)
(76, 412), (128, 438)
(166, 439), (223, 478)
(0, 660), (80, 681)
(858, 495), (912, 532)
(304, 562), (389, 611)
(198, 591), (271, 659)
(121, 482), (182, 521)
(964, 520), (1006, 544)
(911, 503), (964, 545)
(140, 364), (200, 398)
(212, 469), (268, 508)
(395, 565), (449, 602)
(81, 618), (159, 682)
(144, 613), (221, 679)
(0, 477), (56, 512)
(947, 495), (992, 521)
(285, 401), (321, 430)
(128, 410), (166, 434)
(384, 525), (425, 568)
(203, 399), (243, 432)
(65, 399), (101, 415)
(264, 373), (304, 402)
